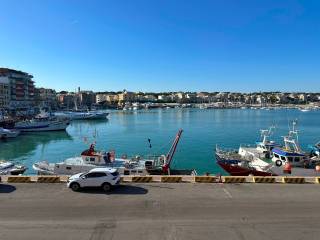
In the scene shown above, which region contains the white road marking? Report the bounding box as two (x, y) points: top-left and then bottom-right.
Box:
(223, 188), (233, 199)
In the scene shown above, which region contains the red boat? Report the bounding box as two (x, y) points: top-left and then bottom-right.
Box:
(215, 150), (274, 176)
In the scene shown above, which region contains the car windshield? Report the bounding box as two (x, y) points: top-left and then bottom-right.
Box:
(79, 172), (88, 177)
(111, 171), (119, 176)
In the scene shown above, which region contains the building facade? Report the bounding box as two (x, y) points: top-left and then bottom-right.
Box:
(0, 68), (35, 108)
(35, 87), (57, 108)
(0, 76), (10, 108)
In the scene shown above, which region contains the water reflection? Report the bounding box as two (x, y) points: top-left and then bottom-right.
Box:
(0, 131), (73, 161)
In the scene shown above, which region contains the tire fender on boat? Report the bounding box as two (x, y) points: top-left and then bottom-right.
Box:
(275, 160), (282, 167)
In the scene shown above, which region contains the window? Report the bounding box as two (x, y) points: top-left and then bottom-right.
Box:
(274, 154), (279, 159)
(90, 158), (95, 162)
(86, 172), (106, 178)
(66, 166), (72, 170)
(111, 171), (119, 176)
(281, 156), (286, 161)
(287, 157), (293, 162)
(95, 172), (107, 177)
(294, 157), (300, 162)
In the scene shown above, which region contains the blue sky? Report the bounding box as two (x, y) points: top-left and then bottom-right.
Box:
(0, 0), (320, 92)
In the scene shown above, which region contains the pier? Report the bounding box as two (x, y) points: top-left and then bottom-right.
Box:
(1, 182), (320, 240)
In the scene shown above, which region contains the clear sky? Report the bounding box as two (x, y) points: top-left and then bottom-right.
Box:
(0, 0), (320, 92)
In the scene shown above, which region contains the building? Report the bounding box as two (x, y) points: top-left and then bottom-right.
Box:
(96, 94), (108, 104)
(0, 76), (10, 108)
(35, 87), (57, 108)
(78, 91), (96, 108)
(118, 90), (135, 103)
(57, 92), (76, 109)
(0, 68), (35, 108)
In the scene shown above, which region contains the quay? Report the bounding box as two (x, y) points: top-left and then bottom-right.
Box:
(1, 182), (320, 240)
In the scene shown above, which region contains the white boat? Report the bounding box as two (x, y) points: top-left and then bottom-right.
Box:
(33, 130), (196, 176)
(15, 112), (70, 132)
(0, 160), (27, 175)
(0, 127), (20, 139)
(239, 126), (279, 159)
(65, 111), (109, 120)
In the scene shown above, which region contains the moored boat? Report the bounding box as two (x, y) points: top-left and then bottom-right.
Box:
(33, 129), (196, 176)
(15, 112), (70, 132)
(216, 121), (320, 176)
(0, 160), (27, 175)
(238, 126), (279, 159)
(61, 111), (109, 120)
(0, 127), (20, 139)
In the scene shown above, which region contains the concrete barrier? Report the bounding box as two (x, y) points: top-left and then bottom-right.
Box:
(37, 176), (61, 183)
(161, 176), (182, 183)
(282, 177), (305, 184)
(194, 176), (217, 183)
(222, 176), (246, 183)
(131, 176), (153, 183)
(7, 176), (32, 183)
(253, 177), (276, 183)
(2, 175), (318, 184)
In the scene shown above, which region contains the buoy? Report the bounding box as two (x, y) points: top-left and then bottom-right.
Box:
(315, 165), (320, 172)
(283, 163), (292, 174)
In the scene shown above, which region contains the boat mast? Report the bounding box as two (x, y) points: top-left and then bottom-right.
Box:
(162, 129), (183, 174)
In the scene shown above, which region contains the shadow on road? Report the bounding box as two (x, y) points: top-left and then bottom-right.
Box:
(0, 184), (16, 193)
(78, 185), (148, 195)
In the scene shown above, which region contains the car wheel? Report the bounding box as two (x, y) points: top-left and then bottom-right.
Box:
(102, 183), (111, 192)
(70, 182), (80, 192)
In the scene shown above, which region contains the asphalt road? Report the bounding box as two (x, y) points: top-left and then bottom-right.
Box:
(1, 183), (320, 240)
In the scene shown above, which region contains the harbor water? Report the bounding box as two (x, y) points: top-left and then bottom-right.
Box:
(1, 108), (320, 175)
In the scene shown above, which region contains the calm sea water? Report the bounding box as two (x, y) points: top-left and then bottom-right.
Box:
(1, 108), (320, 175)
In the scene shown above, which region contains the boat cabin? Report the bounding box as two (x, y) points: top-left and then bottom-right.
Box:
(256, 141), (278, 153)
(272, 148), (307, 167)
(80, 144), (114, 165)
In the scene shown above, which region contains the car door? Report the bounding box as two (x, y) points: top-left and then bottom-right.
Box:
(94, 172), (107, 186)
(81, 172), (98, 187)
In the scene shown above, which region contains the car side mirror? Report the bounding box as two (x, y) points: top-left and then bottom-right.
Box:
(81, 175), (86, 179)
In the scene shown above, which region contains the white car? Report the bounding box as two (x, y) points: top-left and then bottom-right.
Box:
(67, 168), (120, 192)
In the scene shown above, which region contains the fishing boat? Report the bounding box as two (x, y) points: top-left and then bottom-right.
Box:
(310, 142), (320, 157)
(33, 129), (196, 176)
(0, 127), (20, 139)
(238, 126), (279, 159)
(0, 160), (27, 175)
(216, 121), (320, 176)
(15, 112), (70, 132)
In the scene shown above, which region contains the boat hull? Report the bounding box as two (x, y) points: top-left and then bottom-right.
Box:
(215, 153), (273, 176)
(15, 121), (69, 132)
(216, 153), (320, 176)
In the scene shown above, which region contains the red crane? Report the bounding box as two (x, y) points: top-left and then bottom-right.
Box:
(162, 129), (183, 174)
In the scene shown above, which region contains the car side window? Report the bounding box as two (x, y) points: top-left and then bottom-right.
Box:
(86, 172), (97, 178)
(95, 172), (107, 177)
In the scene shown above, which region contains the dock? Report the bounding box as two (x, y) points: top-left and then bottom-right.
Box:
(1, 182), (320, 240)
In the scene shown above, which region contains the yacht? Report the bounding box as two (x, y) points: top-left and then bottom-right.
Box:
(0, 128), (20, 139)
(0, 160), (27, 175)
(15, 112), (70, 132)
